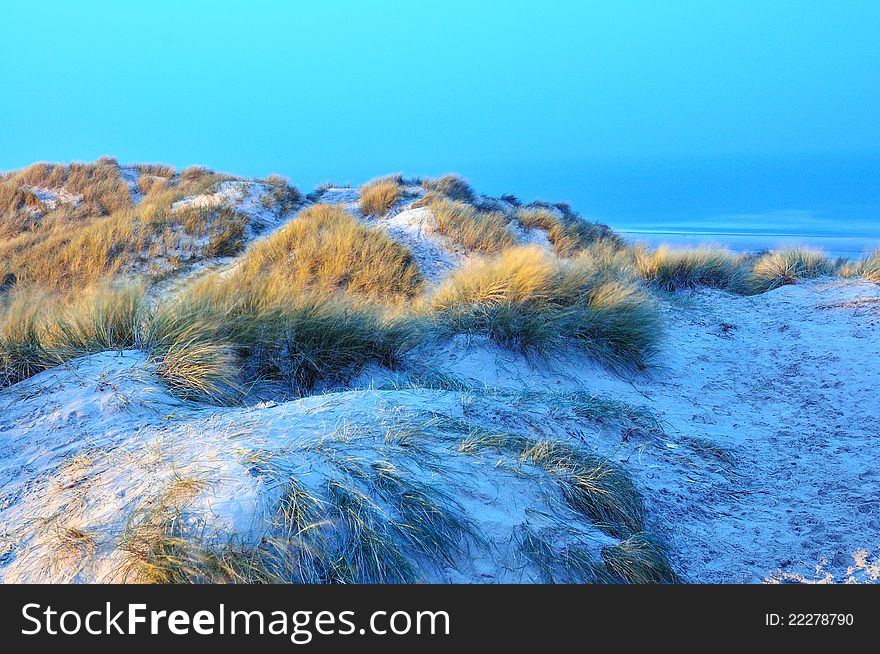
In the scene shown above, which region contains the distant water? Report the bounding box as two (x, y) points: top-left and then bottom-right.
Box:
(465, 152), (880, 259)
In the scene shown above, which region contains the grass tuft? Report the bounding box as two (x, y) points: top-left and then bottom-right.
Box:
(428, 246), (660, 369)
(232, 203), (423, 301)
(515, 206), (623, 257)
(360, 176), (403, 216)
(421, 174), (476, 203)
(744, 248), (834, 294)
(425, 196), (516, 253)
(636, 245), (747, 291)
(459, 431), (644, 538)
(602, 532), (678, 583)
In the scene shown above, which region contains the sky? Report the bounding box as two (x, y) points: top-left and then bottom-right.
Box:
(1, 0), (878, 215)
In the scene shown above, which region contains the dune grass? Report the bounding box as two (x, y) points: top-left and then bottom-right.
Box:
(0, 284), (241, 403)
(166, 276), (422, 396)
(861, 250), (880, 284)
(421, 174), (476, 204)
(514, 525), (612, 583)
(841, 249), (880, 284)
(459, 431), (644, 537)
(636, 245), (747, 291)
(423, 196), (517, 254)
(602, 532), (678, 583)
(0, 159), (261, 291)
(231, 203), (423, 301)
(0, 290), (53, 386)
(515, 206), (623, 257)
(359, 176), (403, 217)
(0, 203), (423, 400)
(427, 246), (660, 369)
(744, 248), (835, 294)
(260, 174), (302, 216)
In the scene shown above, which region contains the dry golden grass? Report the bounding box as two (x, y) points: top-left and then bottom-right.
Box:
(359, 176), (402, 216)
(839, 249), (880, 284)
(515, 206), (622, 257)
(167, 275), (422, 395)
(0, 283), (241, 402)
(421, 174), (476, 203)
(860, 250), (880, 284)
(426, 196), (517, 253)
(232, 203), (423, 301)
(635, 245), (747, 291)
(427, 246), (660, 369)
(744, 248), (835, 294)
(0, 160), (255, 290)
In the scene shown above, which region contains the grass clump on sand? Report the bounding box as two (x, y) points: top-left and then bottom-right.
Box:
(359, 176), (403, 217)
(168, 277), (422, 396)
(0, 159), (253, 291)
(421, 174), (476, 204)
(458, 431), (644, 537)
(515, 206), (623, 257)
(841, 249), (880, 285)
(0, 201), (423, 399)
(427, 246), (660, 370)
(260, 174), (302, 216)
(0, 291), (53, 386)
(232, 203), (423, 301)
(514, 525), (612, 583)
(424, 196), (517, 253)
(744, 248), (834, 294)
(861, 250), (880, 284)
(601, 532), (678, 583)
(0, 284), (241, 403)
(636, 245), (747, 292)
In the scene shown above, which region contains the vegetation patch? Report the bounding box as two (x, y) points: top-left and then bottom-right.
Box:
(231, 203), (423, 301)
(427, 246), (661, 369)
(421, 174), (476, 204)
(515, 206), (623, 257)
(636, 245), (747, 292)
(422, 196), (517, 253)
(359, 176), (404, 217)
(744, 248), (835, 294)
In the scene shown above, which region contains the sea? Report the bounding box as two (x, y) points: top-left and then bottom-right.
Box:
(467, 152), (880, 259)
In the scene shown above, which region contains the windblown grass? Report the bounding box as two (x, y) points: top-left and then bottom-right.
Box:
(370, 460), (474, 565)
(745, 248), (835, 294)
(0, 265), (420, 401)
(861, 250), (880, 284)
(0, 290), (53, 386)
(841, 249), (880, 284)
(0, 284), (241, 403)
(425, 196), (517, 253)
(514, 525), (611, 583)
(232, 203), (423, 301)
(515, 206), (623, 257)
(427, 246), (660, 369)
(421, 174), (476, 203)
(260, 174), (302, 216)
(458, 431), (644, 537)
(168, 276), (422, 396)
(636, 245), (747, 291)
(359, 176), (403, 216)
(326, 479), (417, 583)
(109, 407), (671, 584)
(602, 532), (678, 583)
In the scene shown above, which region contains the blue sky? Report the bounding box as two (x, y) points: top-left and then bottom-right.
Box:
(1, 0), (878, 198)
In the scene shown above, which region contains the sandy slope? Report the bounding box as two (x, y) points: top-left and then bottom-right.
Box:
(422, 279), (880, 582)
(1, 279), (878, 582)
